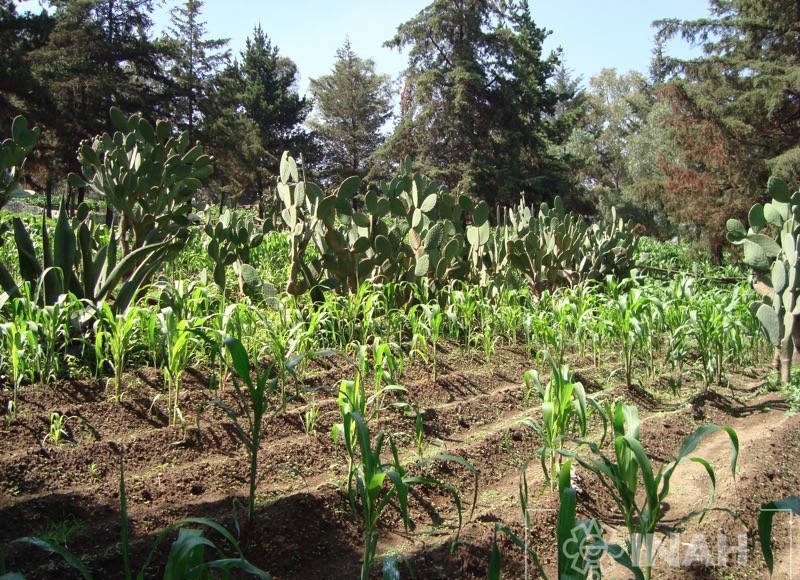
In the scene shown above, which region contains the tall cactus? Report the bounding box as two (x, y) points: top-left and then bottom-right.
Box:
(69, 107), (212, 256)
(727, 177), (799, 384)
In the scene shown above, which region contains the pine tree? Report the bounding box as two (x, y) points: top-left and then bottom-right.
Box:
(0, 1), (53, 127)
(164, 0), (229, 139)
(204, 26), (312, 204)
(26, 0), (165, 171)
(382, 0), (569, 206)
(308, 39), (392, 182)
(238, 25), (312, 168)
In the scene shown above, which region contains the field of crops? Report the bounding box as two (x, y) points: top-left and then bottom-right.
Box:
(1, 115), (800, 579)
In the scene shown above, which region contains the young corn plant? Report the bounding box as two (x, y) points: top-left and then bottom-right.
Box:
(138, 308), (163, 367)
(221, 336), (279, 524)
(609, 287), (655, 388)
(0, 319), (32, 420)
(758, 496), (800, 576)
(159, 307), (201, 426)
(346, 411), (464, 580)
(479, 323), (499, 365)
(424, 304), (444, 381)
(0, 458), (269, 579)
(692, 293), (743, 388)
(333, 371), (367, 513)
(493, 461), (641, 580)
(522, 354), (603, 490)
(43, 411), (71, 446)
(301, 400), (319, 435)
(32, 293), (78, 382)
(371, 338), (405, 422)
(94, 302), (139, 400)
(407, 304), (430, 363)
(566, 402), (739, 580)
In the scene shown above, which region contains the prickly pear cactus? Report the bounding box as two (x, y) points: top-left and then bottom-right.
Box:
(727, 176), (800, 384)
(1, 116), (40, 210)
(204, 208), (265, 293)
(69, 107), (213, 256)
(501, 196), (636, 295)
(272, 153), (475, 298)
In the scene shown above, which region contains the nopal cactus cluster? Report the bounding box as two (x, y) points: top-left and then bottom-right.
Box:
(0, 116), (40, 210)
(204, 208), (265, 293)
(502, 196), (638, 295)
(271, 152), (636, 299)
(727, 177), (800, 384)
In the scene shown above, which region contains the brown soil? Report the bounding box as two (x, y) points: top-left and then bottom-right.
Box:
(0, 343), (796, 579)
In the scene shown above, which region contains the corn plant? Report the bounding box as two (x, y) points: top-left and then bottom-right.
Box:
(424, 304), (444, 381)
(407, 304), (430, 362)
(0, 459), (268, 579)
(31, 293), (78, 382)
(522, 354), (602, 490)
(221, 336), (279, 523)
(493, 461), (641, 580)
(43, 412), (71, 446)
(478, 323), (499, 365)
(203, 302), (256, 391)
(159, 307), (201, 426)
(94, 302), (139, 400)
(371, 338), (405, 421)
(758, 496), (800, 575)
(138, 308), (163, 367)
(566, 403), (739, 579)
(608, 287), (657, 388)
(301, 401), (319, 435)
(0, 319), (33, 420)
(691, 293), (744, 387)
(345, 411), (464, 580)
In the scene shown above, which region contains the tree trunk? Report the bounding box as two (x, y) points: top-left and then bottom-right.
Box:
(219, 189), (227, 213)
(780, 338), (793, 385)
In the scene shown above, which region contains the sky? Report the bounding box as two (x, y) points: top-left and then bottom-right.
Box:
(149, 0), (711, 93)
(19, 0), (712, 94)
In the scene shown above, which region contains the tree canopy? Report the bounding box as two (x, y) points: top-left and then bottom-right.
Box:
(308, 39), (392, 183)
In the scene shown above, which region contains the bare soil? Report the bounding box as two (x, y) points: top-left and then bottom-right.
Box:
(0, 343), (796, 579)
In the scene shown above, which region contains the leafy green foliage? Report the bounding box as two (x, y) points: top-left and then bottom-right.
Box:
(308, 40), (392, 181)
(222, 335), (279, 522)
(0, 116), (39, 210)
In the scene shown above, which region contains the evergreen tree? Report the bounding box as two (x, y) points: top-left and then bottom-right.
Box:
(238, 25), (312, 170)
(0, 1), (53, 127)
(308, 39), (392, 182)
(204, 59), (268, 204)
(382, 0), (569, 207)
(27, 0), (165, 171)
(204, 26), (312, 204)
(164, 0), (229, 139)
(655, 0), (800, 256)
